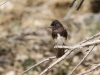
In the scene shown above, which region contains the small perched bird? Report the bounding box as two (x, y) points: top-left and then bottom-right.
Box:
(48, 20), (68, 58)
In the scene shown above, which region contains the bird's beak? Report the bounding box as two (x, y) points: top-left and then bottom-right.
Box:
(47, 26), (53, 28)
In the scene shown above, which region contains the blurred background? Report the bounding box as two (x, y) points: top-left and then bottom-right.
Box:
(0, 0), (100, 75)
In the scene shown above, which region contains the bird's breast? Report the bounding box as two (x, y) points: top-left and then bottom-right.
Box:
(54, 33), (66, 45)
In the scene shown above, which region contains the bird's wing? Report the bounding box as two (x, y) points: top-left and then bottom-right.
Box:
(61, 27), (68, 39)
(52, 31), (57, 39)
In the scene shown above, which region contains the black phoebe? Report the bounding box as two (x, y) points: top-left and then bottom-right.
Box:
(48, 20), (68, 58)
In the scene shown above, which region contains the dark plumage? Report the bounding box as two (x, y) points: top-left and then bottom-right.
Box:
(48, 20), (68, 58)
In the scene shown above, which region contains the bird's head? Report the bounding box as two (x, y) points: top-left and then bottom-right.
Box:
(48, 20), (63, 30)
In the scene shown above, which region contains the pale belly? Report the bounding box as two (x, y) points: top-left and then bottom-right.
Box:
(54, 33), (66, 45)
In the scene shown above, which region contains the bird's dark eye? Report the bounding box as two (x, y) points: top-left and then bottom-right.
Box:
(53, 24), (56, 26)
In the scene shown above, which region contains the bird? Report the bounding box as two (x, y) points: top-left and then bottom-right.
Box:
(48, 20), (68, 58)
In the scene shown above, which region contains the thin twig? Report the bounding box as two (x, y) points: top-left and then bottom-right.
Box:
(69, 45), (95, 75)
(77, 63), (100, 75)
(77, 0), (84, 10)
(0, 0), (8, 6)
(20, 56), (56, 75)
(69, 0), (77, 7)
(79, 32), (100, 45)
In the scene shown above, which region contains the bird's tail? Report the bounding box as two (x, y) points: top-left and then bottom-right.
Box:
(56, 48), (65, 58)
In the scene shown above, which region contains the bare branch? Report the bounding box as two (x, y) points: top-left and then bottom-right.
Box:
(20, 32), (100, 75)
(20, 56), (56, 75)
(77, 63), (100, 75)
(0, 0), (8, 6)
(79, 32), (100, 44)
(54, 40), (100, 49)
(39, 33), (100, 75)
(39, 49), (74, 75)
(69, 45), (95, 75)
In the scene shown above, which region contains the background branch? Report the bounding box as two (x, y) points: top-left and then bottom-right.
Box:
(20, 56), (56, 75)
(70, 0), (84, 10)
(77, 0), (84, 10)
(69, 45), (95, 75)
(77, 63), (100, 75)
(0, 0), (8, 6)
